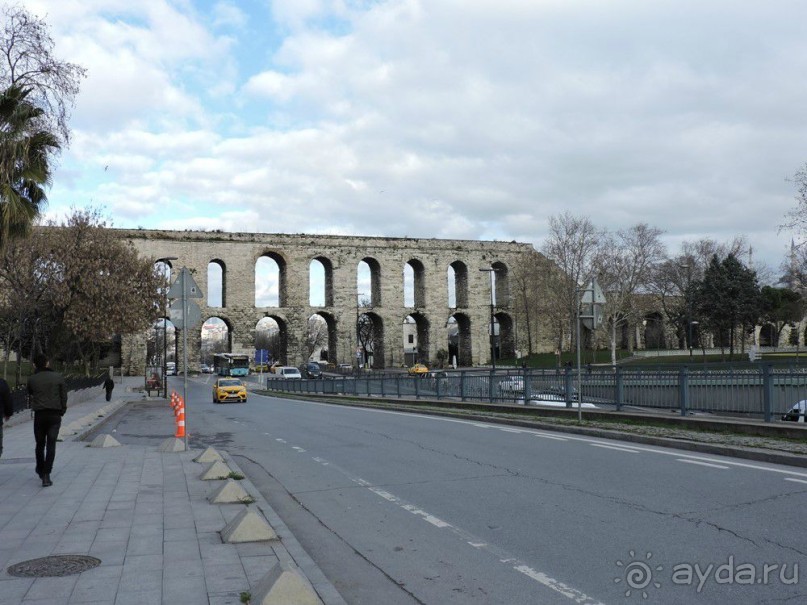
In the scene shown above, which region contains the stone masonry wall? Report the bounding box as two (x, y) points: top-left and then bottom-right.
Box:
(118, 229), (548, 372)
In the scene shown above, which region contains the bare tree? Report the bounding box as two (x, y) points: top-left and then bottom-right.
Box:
(1, 4), (86, 147)
(541, 213), (603, 351)
(597, 223), (666, 364)
(305, 315), (328, 361)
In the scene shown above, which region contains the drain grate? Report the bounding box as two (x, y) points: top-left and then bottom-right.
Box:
(7, 555), (102, 577)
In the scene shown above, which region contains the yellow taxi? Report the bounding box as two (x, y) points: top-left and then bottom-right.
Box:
(212, 378), (247, 403)
(408, 363), (430, 376)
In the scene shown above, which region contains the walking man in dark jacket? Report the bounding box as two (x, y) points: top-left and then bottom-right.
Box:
(27, 353), (67, 487)
(0, 377), (12, 459)
(103, 374), (114, 401)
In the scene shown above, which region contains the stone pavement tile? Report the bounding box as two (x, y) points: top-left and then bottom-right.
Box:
(89, 542), (127, 567)
(23, 575), (79, 601)
(121, 553), (163, 571)
(92, 527), (129, 545)
(54, 537), (95, 553)
(164, 539), (201, 563)
(208, 591), (247, 605)
(200, 543), (241, 568)
(0, 578), (34, 604)
(163, 584), (208, 605)
(100, 509), (134, 528)
(68, 565), (122, 603)
(164, 526), (197, 542)
(114, 590), (162, 605)
(118, 567), (161, 593)
(203, 563), (249, 594)
(163, 560), (205, 582)
(123, 535), (162, 557)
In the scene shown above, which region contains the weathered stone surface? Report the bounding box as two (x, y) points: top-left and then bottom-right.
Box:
(220, 507), (278, 543)
(200, 460), (232, 480)
(157, 437), (186, 452)
(88, 434), (121, 448)
(252, 562), (323, 605)
(208, 479), (252, 504)
(194, 446), (223, 463)
(118, 228), (552, 372)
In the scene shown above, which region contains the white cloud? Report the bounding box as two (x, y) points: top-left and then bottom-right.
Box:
(29, 0), (807, 275)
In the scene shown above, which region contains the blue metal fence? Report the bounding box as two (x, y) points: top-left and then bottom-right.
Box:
(261, 366), (807, 421)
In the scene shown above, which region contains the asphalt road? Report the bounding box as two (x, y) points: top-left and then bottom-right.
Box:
(98, 375), (807, 604)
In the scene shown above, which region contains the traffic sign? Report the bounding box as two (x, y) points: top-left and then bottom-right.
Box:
(170, 299), (201, 329)
(167, 267), (203, 299)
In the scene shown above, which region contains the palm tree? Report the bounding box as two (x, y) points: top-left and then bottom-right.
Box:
(0, 85), (60, 251)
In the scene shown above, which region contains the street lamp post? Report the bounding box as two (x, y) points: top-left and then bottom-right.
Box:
(160, 257), (178, 397)
(679, 263), (694, 358)
(479, 268), (499, 371)
(356, 293), (366, 373)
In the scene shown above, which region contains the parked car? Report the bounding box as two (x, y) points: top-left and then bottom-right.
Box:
(279, 366), (302, 379)
(200, 363), (213, 374)
(166, 361), (177, 376)
(212, 378), (247, 403)
(782, 400), (806, 422)
(408, 363), (429, 376)
(498, 376), (524, 395)
(304, 361), (322, 378)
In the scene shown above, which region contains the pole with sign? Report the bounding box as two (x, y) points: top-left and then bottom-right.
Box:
(575, 279), (606, 423)
(167, 267), (203, 449)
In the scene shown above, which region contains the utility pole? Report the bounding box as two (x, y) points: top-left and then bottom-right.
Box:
(480, 268), (499, 370)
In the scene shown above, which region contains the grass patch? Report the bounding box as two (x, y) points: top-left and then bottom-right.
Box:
(228, 471), (245, 480)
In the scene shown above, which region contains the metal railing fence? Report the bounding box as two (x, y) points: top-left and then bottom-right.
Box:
(261, 366), (807, 422)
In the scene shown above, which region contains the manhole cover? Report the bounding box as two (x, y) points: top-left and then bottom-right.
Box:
(7, 555), (102, 577)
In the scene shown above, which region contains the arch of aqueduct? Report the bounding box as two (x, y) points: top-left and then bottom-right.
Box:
(118, 229), (546, 372)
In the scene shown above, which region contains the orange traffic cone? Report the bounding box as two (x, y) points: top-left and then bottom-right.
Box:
(175, 402), (185, 438)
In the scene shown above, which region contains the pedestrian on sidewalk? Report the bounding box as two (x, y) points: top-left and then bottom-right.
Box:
(0, 376), (12, 459)
(103, 374), (114, 401)
(27, 353), (67, 487)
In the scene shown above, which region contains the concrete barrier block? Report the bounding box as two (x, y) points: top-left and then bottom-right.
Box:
(194, 446), (223, 463)
(158, 437), (186, 452)
(220, 507), (277, 543)
(252, 562), (323, 605)
(88, 434), (121, 448)
(200, 460), (232, 480)
(208, 479), (252, 504)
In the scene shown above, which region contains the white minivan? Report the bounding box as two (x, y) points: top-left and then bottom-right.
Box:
(279, 366), (302, 379)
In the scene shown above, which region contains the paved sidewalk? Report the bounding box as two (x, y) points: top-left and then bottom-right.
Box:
(0, 377), (345, 605)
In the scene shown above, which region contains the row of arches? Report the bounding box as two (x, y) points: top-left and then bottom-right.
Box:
(206, 256), (510, 310)
(150, 310), (516, 370)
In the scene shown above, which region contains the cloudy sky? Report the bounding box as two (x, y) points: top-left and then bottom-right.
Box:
(23, 0), (807, 276)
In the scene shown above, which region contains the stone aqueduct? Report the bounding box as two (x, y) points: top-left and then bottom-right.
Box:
(119, 229), (546, 372)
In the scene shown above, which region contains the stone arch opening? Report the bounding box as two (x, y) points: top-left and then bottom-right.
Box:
(256, 252), (287, 307)
(359, 311), (385, 369)
(256, 315), (287, 365)
(643, 312), (666, 349)
(402, 312), (429, 365)
(358, 258), (381, 306)
(495, 312), (514, 360)
(306, 313), (335, 362)
(759, 323), (777, 347)
(448, 313), (472, 367)
(310, 256), (334, 307)
(208, 259), (225, 308)
(491, 261), (509, 307)
(448, 261), (468, 308)
(404, 259), (426, 308)
(201, 317), (232, 369)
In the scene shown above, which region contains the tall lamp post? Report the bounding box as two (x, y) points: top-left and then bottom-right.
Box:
(356, 293), (366, 372)
(680, 263), (693, 358)
(479, 268), (499, 370)
(160, 257), (178, 397)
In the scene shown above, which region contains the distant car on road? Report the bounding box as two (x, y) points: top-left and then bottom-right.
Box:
(200, 363), (213, 374)
(408, 363), (429, 376)
(304, 361), (322, 378)
(166, 361), (177, 376)
(213, 378), (247, 403)
(782, 400), (806, 422)
(278, 366), (302, 379)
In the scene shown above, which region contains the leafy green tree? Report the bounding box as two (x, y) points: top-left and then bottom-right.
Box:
(0, 209), (167, 372)
(0, 85), (59, 250)
(694, 254), (761, 357)
(760, 286), (804, 346)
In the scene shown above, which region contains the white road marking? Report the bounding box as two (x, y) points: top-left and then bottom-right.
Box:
(499, 427), (525, 433)
(677, 459), (729, 469)
(275, 438), (286, 443)
(533, 433), (568, 441)
(292, 446), (306, 453)
(784, 477), (807, 485)
(590, 443), (640, 454)
(514, 565), (606, 605)
(312, 457), (329, 465)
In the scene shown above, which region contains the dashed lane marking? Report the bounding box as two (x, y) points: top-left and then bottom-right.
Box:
(676, 459), (729, 470)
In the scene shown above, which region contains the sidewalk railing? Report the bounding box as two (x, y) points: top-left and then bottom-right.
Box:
(261, 366), (807, 422)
